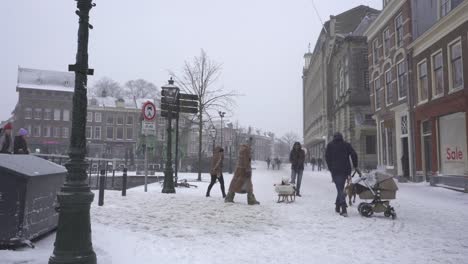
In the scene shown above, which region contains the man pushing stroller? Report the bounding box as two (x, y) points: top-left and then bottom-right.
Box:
(325, 132), (358, 217)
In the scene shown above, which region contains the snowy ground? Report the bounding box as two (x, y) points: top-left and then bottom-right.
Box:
(2, 161), (468, 264)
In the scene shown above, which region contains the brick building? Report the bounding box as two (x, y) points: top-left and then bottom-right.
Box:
(409, 0), (468, 185)
(364, 0), (413, 179)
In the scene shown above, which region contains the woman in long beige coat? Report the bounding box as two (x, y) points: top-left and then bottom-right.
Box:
(225, 144), (260, 205)
(206, 146), (226, 198)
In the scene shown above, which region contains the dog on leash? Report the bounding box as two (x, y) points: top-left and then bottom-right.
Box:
(345, 177), (357, 206)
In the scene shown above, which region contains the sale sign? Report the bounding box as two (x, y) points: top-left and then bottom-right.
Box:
(439, 112), (467, 175)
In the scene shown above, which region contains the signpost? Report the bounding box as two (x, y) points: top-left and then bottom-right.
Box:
(142, 101), (156, 192)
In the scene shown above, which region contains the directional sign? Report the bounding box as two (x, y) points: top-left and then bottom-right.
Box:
(160, 110), (179, 118)
(179, 93), (199, 100)
(142, 101), (156, 121)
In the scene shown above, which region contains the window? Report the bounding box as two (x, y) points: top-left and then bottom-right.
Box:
(117, 115), (124, 125)
(106, 115), (114, 125)
(106, 127), (114, 139)
(62, 127), (69, 138)
(116, 127), (124, 140)
(54, 109), (61, 121)
(33, 126), (41, 137)
(126, 115), (134, 125)
(95, 112), (102, 123)
(395, 13), (404, 48)
(374, 76), (382, 110)
(43, 109), (52, 120)
(63, 109), (70, 122)
(34, 108), (42, 120)
(387, 128), (394, 166)
(24, 108), (32, 119)
(380, 122), (387, 164)
(94, 126), (101, 140)
(372, 39), (379, 64)
(366, 135), (377, 154)
(385, 69), (393, 105)
(86, 126), (92, 139)
(401, 115), (408, 135)
(339, 65), (345, 95)
(432, 51), (444, 97)
(448, 40), (463, 91)
(440, 0), (451, 17)
(397, 60), (408, 99)
(383, 28), (391, 57)
(126, 127), (133, 140)
(418, 60), (428, 103)
(87, 112), (93, 122)
(26, 125), (32, 138)
(53, 127), (61, 138)
(43, 126), (51, 138)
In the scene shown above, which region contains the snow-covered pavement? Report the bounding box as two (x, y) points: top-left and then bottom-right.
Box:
(2, 162), (468, 264)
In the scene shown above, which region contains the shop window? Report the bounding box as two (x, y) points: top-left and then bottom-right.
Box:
(418, 60), (429, 103)
(432, 51), (444, 97)
(448, 40), (463, 91)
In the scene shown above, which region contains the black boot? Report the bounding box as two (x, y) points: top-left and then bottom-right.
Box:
(335, 205), (340, 213)
(340, 205), (348, 217)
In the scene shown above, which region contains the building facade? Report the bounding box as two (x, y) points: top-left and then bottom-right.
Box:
(409, 0), (468, 185)
(304, 5), (379, 169)
(364, 0), (413, 179)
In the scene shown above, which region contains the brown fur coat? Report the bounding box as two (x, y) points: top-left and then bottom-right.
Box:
(228, 144), (253, 194)
(210, 146), (224, 177)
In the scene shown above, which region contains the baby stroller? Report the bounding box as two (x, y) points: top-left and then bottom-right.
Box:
(353, 170), (398, 219)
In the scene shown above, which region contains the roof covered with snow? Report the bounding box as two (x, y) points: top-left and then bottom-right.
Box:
(16, 67), (75, 93)
(88, 97), (157, 110)
(0, 154), (67, 177)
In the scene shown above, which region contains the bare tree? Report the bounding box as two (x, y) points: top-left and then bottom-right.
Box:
(90, 77), (123, 98)
(124, 79), (159, 99)
(282, 132), (301, 149)
(171, 49), (238, 181)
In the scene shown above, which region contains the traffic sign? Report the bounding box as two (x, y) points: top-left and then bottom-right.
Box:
(142, 121), (156, 135)
(142, 101), (156, 121)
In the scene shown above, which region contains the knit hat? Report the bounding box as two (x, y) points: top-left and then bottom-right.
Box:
(3, 123), (12, 130)
(19, 128), (28, 136)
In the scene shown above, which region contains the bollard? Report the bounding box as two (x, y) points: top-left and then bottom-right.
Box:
(111, 170), (115, 189)
(98, 169), (105, 206)
(122, 168), (128, 196)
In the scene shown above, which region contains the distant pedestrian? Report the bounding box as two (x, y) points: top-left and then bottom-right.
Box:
(0, 123), (13, 154)
(206, 146), (226, 198)
(275, 157), (281, 170)
(225, 144), (260, 205)
(311, 157), (317, 171)
(14, 128), (29, 154)
(266, 157), (271, 169)
(289, 142), (305, 197)
(325, 132), (358, 217)
(317, 157), (323, 171)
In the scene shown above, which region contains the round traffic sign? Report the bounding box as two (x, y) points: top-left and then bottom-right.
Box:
(142, 101), (156, 121)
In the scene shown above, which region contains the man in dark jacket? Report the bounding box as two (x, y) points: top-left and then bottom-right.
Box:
(325, 132), (358, 217)
(0, 123), (13, 154)
(289, 142), (306, 196)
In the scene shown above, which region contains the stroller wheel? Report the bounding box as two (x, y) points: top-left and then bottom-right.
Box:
(357, 202), (365, 212)
(359, 203), (373, 217)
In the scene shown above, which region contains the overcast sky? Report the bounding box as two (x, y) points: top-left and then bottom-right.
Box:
(1, 0), (382, 138)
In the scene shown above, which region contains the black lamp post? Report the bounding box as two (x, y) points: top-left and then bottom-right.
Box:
(218, 111), (225, 149)
(161, 78), (179, 194)
(209, 126), (217, 152)
(49, 1), (96, 263)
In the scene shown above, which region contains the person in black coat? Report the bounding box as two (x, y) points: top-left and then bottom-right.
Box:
(325, 132), (358, 217)
(289, 142), (306, 196)
(14, 128), (30, 154)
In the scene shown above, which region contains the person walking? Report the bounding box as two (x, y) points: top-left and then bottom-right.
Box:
(325, 132), (358, 217)
(225, 144), (260, 205)
(317, 157), (323, 171)
(0, 123), (13, 154)
(310, 157), (316, 171)
(206, 146), (226, 198)
(289, 142), (305, 197)
(13, 128), (29, 154)
(266, 157), (271, 170)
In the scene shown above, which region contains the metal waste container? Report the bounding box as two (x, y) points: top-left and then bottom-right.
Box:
(0, 154), (66, 246)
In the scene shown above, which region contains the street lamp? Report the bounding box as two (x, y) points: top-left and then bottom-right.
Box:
(218, 111), (225, 149)
(49, 1), (96, 263)
(209, 125), (217, 152)
(161, 78), (179, 194)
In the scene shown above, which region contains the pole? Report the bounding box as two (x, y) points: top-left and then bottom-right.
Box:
(111, 169), (115, 189)
(122, 168), (128, 196)
(49, 1), (96, 263)
(174, 114), (179, 186)
(98, 169), (105, 206)
(144, 141), (148, 192)
(229, 145), (233, 174)
(220, 116), (223, 150)
(162, 109), (176, 193)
